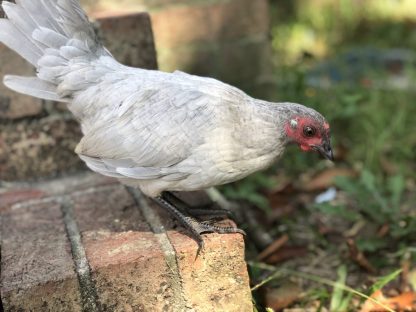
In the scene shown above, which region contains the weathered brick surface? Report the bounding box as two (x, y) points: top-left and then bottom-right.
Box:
(0, 174), (252, 311)
(1, 199), (82, 311)
(73, 186), (178, 311)
(0, 116), (84, 181)
(154, 201), (253, 312)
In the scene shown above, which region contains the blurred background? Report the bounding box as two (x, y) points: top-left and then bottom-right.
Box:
(1, 0), (415, 310)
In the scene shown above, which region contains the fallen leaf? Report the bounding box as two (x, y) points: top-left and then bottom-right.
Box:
(360, 290), (416, 312)
(264, 282), (302, 311)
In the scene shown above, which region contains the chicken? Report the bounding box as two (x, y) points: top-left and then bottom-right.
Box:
(0, 0), (333, 249)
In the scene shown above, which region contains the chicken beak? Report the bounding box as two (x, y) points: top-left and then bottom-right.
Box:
(312, 142), (334, 161)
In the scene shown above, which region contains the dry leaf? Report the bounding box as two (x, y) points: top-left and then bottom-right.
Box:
(264, 282), (302, 311)
(360, 290), (416, 312)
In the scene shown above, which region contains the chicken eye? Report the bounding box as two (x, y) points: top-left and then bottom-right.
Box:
(303, 126), (316, 137)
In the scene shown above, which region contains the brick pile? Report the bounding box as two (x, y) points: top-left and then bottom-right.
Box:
(0, 174), (252, 311)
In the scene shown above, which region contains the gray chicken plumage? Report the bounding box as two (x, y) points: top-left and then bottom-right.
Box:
(0, 0), (332, 246)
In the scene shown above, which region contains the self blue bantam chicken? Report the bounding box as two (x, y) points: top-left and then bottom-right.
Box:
(0, 0), (333, 250)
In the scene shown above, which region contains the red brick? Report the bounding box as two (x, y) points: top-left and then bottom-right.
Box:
(72, 185), (183, 311)
(151, 0), (270, 49)
(147, 197), (253, 312)
(1, 175), (253, 311)
(0, 173), (115, 212)
(168, 232), (252, 312)
(1, 200), (82, 311)
(0, 188), (45, 211)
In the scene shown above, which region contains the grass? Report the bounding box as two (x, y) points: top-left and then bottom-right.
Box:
(221, 1), (416, 310)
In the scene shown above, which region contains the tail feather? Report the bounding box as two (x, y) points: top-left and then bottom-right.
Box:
(3, 75), (68, 102)
(0, 0), (110, 103)
(33, 27), (69, 49)
(0, 19), (42, 65)
(2, 2), (46, 51)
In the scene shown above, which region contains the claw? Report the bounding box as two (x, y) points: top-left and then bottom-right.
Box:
(154, 193), (245, 258)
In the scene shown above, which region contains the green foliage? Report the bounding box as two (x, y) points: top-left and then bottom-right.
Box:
(245, 2), (416, 311)
(370, 269), (402, 293)
(330, 265), (352, 312)
(334, 170), (411, 234)
(312, 203), (360, 222)
(271, 0), (416, 65)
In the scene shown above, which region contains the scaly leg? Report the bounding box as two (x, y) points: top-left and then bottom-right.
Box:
(163, 191), (235, 219)
(154, 192), (245, 254)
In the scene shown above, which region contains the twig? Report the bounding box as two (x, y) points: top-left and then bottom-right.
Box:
(257, 234), (289, 261)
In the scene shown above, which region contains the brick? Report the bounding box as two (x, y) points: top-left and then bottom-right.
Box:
(150, 0), (269, 49)
(0, 188), (45, 212)
(158, 36), (272, 94)
(217, 36), (272, 88)
(93, 12), (158, 70)
(151, 199), (252, 312)
(0, 173), (115, 212)
(72, 185), (184, 311)
(0, 116), (84, 181)
(169, 232), (252, 312)
(0, 175), (253, 311)
(0, 44), (43, 119)
(0, 199), (82, 311)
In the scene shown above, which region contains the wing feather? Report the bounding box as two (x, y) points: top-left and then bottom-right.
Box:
(75, 79), (225, 181)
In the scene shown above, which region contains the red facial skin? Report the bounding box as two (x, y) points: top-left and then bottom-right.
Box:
(284, 117), (330, 152)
